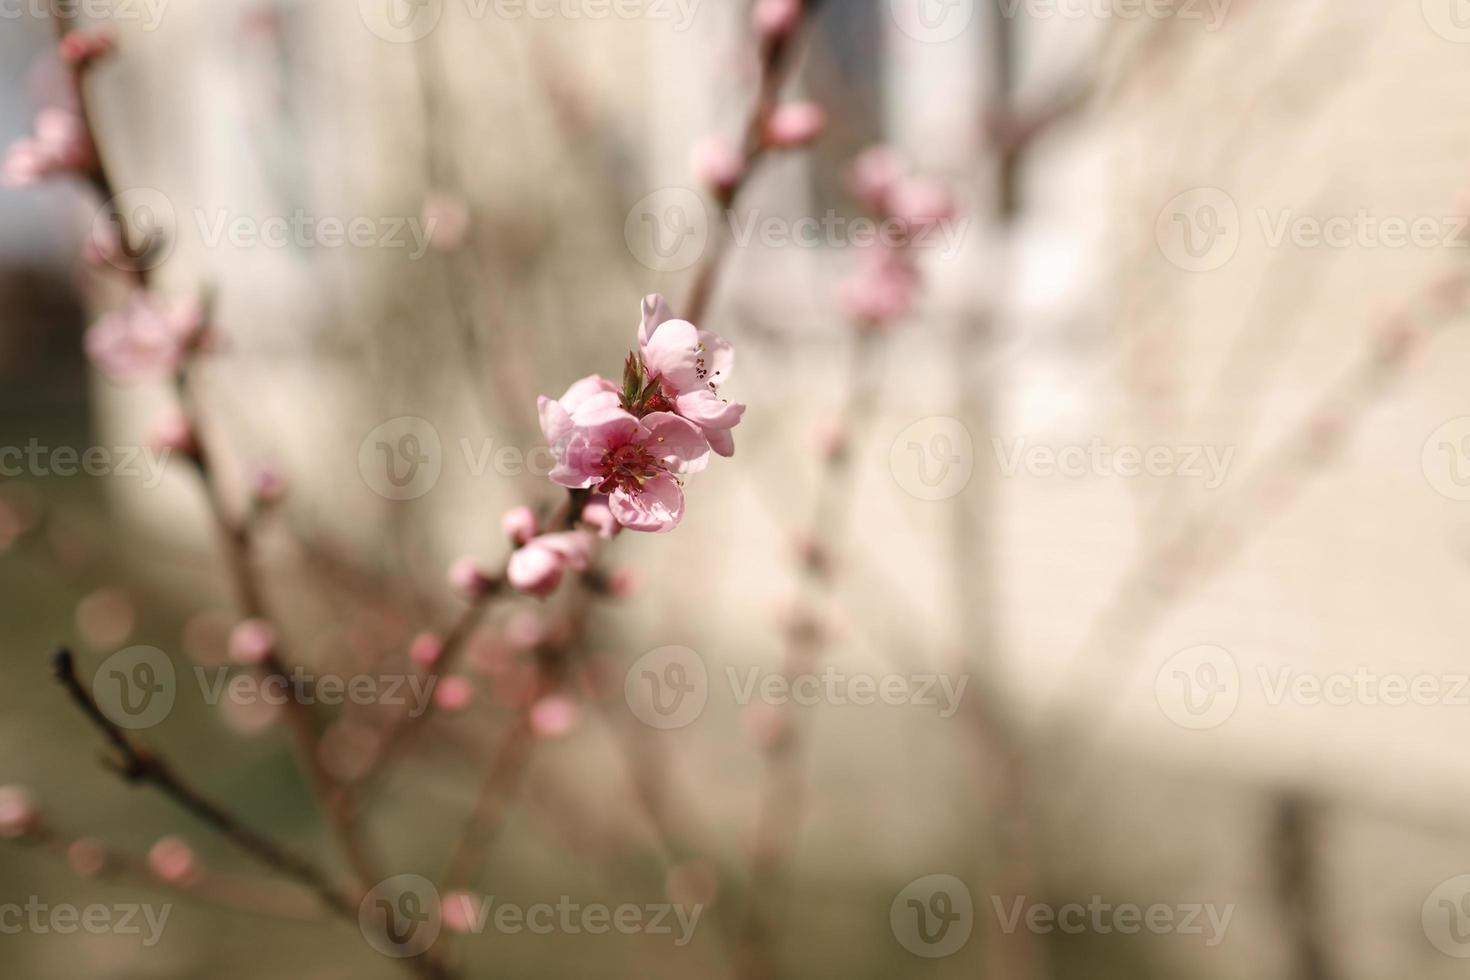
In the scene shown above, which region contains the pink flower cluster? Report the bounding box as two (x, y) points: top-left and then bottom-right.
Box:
(837, 146), (958, 327)
(84, 293), (206, 382)
(536, 295), (744, 536)
(2, 108), (95, 189)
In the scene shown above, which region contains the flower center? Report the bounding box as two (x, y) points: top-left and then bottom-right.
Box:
(596, 441), (662, 496)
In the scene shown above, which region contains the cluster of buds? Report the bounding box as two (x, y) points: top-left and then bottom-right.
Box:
(2, 31), (113, 189)
(84, 292), (208, 383)
(837, 146), (958, 328)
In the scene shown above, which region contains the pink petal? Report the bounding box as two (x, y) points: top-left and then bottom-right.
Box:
(638, 294), (676, 349)
(558, 374), (617, 415)
(640, 318), (704, 392)
(706, 427), (736, 458)
(639, 412), (711, 475)
(610, 473), (685, 533)
(675, 389), (745, 431)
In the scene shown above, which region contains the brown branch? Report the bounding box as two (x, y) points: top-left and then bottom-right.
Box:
(50, 647), (356, 918)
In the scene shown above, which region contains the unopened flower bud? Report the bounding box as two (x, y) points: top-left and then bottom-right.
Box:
(692, 136), (744, 196)
(228, 618), (276, 666)
(765, 101), (826, 149)
(501, 505), (538, 547)
(448, 556), (494, 599)
(147, 836), (199, 884)
(0, 786), (38, 839)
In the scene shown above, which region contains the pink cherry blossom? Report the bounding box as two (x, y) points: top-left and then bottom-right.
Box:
(692, 135), (744, 195)
(887, 175), (956, 236)
(529, 694), (578, 737)
(0, 786), (38, 839)
(846, 145), (904, 214)
(148, 837), (199, 884)
(449, 556), (494, 598)
(637, 294), (744, 457)
(753, 0), (801, 41)
(409, 631), (444, 668)
(837, 246), (920, 326)
(539, 375), (710, 532)
(765, 101), (826, 149)
(84, 292), (205, 382)
(501, 505), (538, 546)
(508, 530), (597, 596)
(434, 676), (475, 712)
(229, 619), (276, 666)
(2, 108), (94, 188)
(580, 495), (620, 539)
(59, 29), (115, 67)
(148, 406), (197, 456)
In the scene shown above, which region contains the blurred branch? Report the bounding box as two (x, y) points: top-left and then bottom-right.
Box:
(49, 647), (356, 919)
(1272, 794), (1337, 980)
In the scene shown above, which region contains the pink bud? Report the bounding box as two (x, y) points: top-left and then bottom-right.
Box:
(148, 836), (199, 884)
(448, 556), (494, 599)
(753, 0), (801, 41)
(251, 464), (286, 504)
(442, 890), (483, 933)
(529, 695), (578, 738)
(228, 619), (276, 666)
(766, 102), (826, 149)
(580, 498), (620, 539)
(67, 837), (107, 877)
(434, 676), (475, 713)
(504, 610), (546, 651)
(692, 136), (744, 195)
(0, 786), (38, 839)
(501, 505), (538, 547)
(507, 542), (565, 598)
(59, 29), (115, 67)
(847, 145), (904, 213)
(607, 566), (640, 598)
(148, 406), (197, 457)
(410, 631), (444, 668)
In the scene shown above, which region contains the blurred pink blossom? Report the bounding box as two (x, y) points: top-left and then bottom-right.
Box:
(448, 556), (494, 598)
(765, 101), (826, 148)
(84, 292), (205, 382)
(529, 694), (578, 737)
(579, 495), (620, 539)
(508, 530), (597, 597)
(692, 135), (743, 195)
(422, 191), (471, 252)
(2, 107), (94, 188)
(58, 29), (115, 67)
(0, 786), (38, 839)
(434, 676), (475, 713)
(228, 618), (276, 666)
(837, 246), (920, 326)
(147, 836), (199, 884)
(147, 406), (197, 457)
(410, 631), (444, 668)
(501, 505), (538, 547)
(753, 0), (801, 41)
(67, 837), (107, 877)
